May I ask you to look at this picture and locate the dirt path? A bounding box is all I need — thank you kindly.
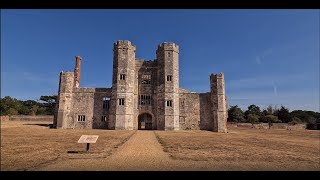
[39,131,174,171]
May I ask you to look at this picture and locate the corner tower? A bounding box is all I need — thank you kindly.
[55,71,74,128]
[210,73,227,132]
[156,42,180,130]
[109,40,136,130]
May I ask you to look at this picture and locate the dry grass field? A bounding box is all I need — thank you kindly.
[1,121,135,171]
[155,127,320,170]
[1,121,319,171]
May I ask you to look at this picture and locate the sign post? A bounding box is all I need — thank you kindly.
[86,143,90,152]
[78,135,99,153]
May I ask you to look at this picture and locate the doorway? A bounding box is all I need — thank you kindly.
[138,113,152,130]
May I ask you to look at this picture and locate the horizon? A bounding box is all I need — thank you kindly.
[1,9,319,112]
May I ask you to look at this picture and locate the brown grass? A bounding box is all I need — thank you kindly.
[1,121,135,171]
[154,127,320,170]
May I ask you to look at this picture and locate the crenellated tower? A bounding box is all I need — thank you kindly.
[109,40,136,130]
[156,42,180,130]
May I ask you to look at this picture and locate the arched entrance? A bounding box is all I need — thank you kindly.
[138,113,152,130]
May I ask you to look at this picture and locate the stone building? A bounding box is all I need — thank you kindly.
[54,40,227,132]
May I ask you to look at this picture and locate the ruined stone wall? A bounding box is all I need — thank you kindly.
[178,92,213,130]
[199,93,213,130]
[179,93,200,130]
[227,122,307,130]
[8,115,53,121]
[71,88,111,129]
[0,116,10,121]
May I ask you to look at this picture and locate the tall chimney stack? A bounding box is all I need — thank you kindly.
[74,55,81,88]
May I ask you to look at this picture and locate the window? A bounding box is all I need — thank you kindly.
[139,95,151,105]
[166,100,172,107]
[141,74,151,84]
[180,99,185,109]
[103,97,110,109]
[119,98,125,105]
[77,115,86,122]
[167,75,172,81]
[101,116,107,122]
[120,74,125,80]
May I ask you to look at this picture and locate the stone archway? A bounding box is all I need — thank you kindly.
[138,113,152,130]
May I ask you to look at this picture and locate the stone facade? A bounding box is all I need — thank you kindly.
[54,40,227,132]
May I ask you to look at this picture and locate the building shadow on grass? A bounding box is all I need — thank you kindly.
[23,123,54,128]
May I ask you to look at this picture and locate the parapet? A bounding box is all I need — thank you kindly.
[156,42,179,53]
[210,73,224,84]
[114,40,136,50]
[60,71,74,76]
[210,73,224,79]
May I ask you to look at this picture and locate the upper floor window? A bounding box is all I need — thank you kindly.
[78,115,86,122]
[119,98,125,106]
[167,75,172,81]
[103,97,110,109]
[141,74,151,84]
[139,95,151,105]
[166,100,172,107]
[120,74,125,80]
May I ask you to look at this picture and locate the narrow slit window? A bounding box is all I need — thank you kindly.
[120,74,126,80]
[77,115,86,122]
[167,75,172,81]
[119,98,125,105]
[166,100,172,107]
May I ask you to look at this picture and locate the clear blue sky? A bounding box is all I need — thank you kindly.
[1,10,319,112]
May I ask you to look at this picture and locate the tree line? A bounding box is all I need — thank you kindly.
[228,104,320,129]
[0,96,57,116]
[1,96,319,129]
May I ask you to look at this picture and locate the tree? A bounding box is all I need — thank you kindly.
[7,108,18,115]
[265,115,279,129]
[245,104,262,121]
[228,105,245,122]
[288,117,302,125]
[247,114,259,126]
[40,95,57,104]
[260,105,278,123]
[30,105,39,116]
[0,96,20,115]
[275,105,291,123]
[290,110,320,123]
[39,95,57,115]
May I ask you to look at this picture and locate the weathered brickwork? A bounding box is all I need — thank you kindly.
[54,40,227,132]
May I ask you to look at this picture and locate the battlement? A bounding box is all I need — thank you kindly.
[135,59,156,68]
[157,42,179,53]
[114,40,136,50]
[210,73,224,79]
[60,71,74,76]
